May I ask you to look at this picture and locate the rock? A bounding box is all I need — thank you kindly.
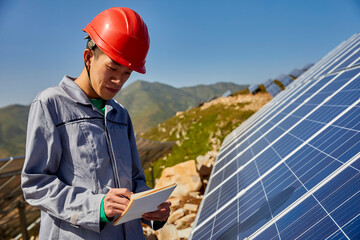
[174,213,197,229]
[184,203,198,213]
[177,227,193,239]
[143,226,157,240]
[176,111,184,116]
[157,223,179,240]
[188,192,200,198]
[197,164,212,179]
[196,195,203,200]
[196,155,209,168]
[155,160,202,198]
[169,197,181,209]
[196,151,217,182]
[168,208,185,223]
[196,151,217,171]
[207,150,218,162]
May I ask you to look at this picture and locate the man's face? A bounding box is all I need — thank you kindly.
[89,51,133,100]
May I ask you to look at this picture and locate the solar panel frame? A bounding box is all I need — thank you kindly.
[190,33,360,240]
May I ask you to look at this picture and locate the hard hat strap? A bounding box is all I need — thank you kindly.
[84,61,98,97]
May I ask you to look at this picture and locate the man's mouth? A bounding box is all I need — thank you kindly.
[106,87,119,94]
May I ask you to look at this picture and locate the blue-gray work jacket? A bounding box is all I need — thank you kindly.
[21,76,153,239]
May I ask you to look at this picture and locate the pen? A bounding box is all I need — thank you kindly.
[105,185,131,201]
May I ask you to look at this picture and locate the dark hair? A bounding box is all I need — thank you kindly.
[86,36,103,58]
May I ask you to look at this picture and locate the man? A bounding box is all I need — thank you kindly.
[21,7,171,239]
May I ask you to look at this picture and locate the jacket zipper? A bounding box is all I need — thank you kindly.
[104,119,121,188]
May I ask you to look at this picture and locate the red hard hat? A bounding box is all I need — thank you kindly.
[83,7,150,74]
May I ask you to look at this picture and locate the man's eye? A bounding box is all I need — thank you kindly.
[108,66,116,71]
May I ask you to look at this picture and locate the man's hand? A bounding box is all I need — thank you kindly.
[103,188,131,218]
[142,201,172,221]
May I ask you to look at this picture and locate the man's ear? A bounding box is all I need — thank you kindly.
[84,49,94,68]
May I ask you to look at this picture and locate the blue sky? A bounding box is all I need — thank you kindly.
[1,0,360,108]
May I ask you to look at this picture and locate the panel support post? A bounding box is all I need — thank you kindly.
[18,200,29,240]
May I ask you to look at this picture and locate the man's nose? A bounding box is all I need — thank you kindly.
[112,75,127,85]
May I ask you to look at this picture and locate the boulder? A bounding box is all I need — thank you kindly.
[143,226,157,240]
[197,164,212,179]
[156,223,179,240]
[196,154,208,167]
[169,197,181,210]
[188,192,200,198]
[184,203,198,213]
[168,208,185,223]
[174,213,197,229]
[177,227,193,239]
[155,160,202,198]
[196,151,217,181]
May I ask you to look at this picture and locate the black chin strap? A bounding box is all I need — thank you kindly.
[85,61,98,97]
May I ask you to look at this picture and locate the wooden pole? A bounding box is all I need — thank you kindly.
[17,200,29,240]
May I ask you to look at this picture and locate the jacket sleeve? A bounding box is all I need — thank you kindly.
[21,99,104,233]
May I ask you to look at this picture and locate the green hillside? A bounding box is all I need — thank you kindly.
[0,105,29,158]
[139,92,272,187]
[115,80,248,132]
[114,80,196,133]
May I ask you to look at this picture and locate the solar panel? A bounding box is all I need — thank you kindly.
[302,63,314,71]
[266,83,282,97]
[276,74,293,87]
[263,79,274,88]
[190,33,360,240]
[289,68,304,78]
[222,90,232,97]
[329,42,360,73]
[248,84,259,94]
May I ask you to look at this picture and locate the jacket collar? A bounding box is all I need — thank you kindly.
[59,75,118,115]
[60,76,92,105]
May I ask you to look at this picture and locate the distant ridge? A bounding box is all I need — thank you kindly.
[181,82,246,102]
[115,80,248,132]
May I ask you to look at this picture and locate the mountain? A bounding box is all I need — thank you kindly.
[181,82,246,102]
[115,80,248,132]
[0,81,248,158]
[0,105,29,158]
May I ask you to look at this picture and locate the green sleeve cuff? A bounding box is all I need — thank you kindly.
[100,195,113,222]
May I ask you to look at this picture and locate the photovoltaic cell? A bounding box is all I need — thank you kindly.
[190,33,360,240]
